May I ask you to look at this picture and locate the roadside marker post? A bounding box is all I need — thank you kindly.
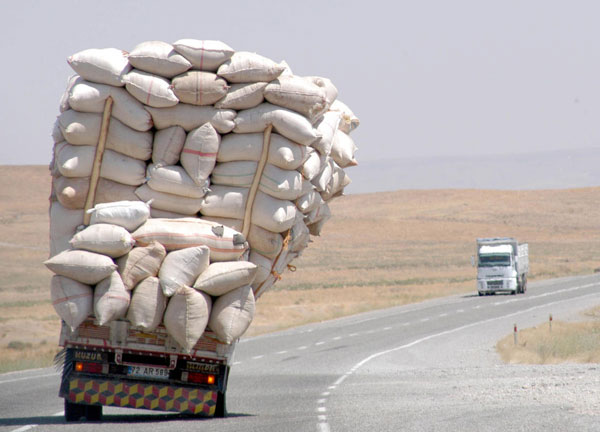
[549,314,553,332]
[513,323,518,345]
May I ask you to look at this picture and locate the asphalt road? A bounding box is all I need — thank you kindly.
[1,273,600,432]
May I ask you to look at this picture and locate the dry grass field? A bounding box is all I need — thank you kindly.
[497,306,600,364]
[2,165,600,372]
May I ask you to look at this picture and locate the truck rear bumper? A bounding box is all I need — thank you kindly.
[60,376,218,416]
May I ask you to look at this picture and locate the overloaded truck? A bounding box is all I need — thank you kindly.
[48,39,360,422]
[474,237,529,296]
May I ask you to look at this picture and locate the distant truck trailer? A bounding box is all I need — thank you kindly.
[474,237,529,296]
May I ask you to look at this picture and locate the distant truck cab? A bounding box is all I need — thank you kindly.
[475,237,529,296]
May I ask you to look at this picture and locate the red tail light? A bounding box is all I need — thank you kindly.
[186,372,216,385]
[75,361,105,374]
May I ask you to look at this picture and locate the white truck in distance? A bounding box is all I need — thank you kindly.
[475,237,529,296]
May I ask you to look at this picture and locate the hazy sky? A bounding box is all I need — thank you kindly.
[2,0,600,166]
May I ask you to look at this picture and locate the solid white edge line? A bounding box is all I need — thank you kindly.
[316,285,600,432]
[0,372,59,386]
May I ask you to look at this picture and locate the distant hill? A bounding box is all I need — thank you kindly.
[345,147,600,194]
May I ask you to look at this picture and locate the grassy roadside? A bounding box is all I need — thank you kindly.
[497,307,600,364]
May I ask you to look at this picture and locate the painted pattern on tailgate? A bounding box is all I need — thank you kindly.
[67,378,217,415]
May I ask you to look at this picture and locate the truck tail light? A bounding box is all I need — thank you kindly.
[75,361,105,374]
[185,371,216,385]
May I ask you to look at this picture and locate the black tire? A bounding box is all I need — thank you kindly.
[478,292,483,296]
[64,399,86,422]
[214,392,227,418]
[85,404,102,421]
[64,400,102,422]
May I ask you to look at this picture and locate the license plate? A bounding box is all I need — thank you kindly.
[127,365,169,380]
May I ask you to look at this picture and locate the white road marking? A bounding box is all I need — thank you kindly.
[298,346,308,350]
[252,355,264,360]
[439,313,448,317]
[0,372,59,385]
[315,281,600,432]
[315,342,325,346]
[276,350,288,355]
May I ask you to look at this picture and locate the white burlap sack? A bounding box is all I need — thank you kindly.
[159,246,211,297]
[150,208,190,219]
[49,201,84,257]
[126,276,167,331]
[56,144,147,186]
[210,161,255,188]
[300,147,322,181]
[311,157,334,192]
[172,71,229,105]
[117,242,166,290]
[70,223,135,258]
[124,69,179,108]
[321,162,351,201]
[208,285,255,344]
[67,77,153,132]
[288,212,310,253]
[330,130,358,168]
[172,39,234,72]
[152,126,186,165]
[249,250,273,290]
[214,82,266,110]
[146,104,236,133]
[181,123,220,185]
[306,202,331,236]
[217,51,285,83]
[198,185,246,220]
[234,103,321,146]
[132,217,248,260]
[128,40,192,78]
[67,48,131,87]
[94,271,130,326]
[163,286,212,352]
[264,75,328,120]
[52,119,65,143]
[58,110,153,160]
[201,216,284,259]
[211,162,304,201]
[53,176,138,210]
[88,200,151,232]
[218,132,308,170]
[59,74,77,113]
[296,187,323,214]
[194,261,257,296]
[134,184,203,215]
[305,76,338,108]
[147,163,208,198]
[45,250,117,285]
[330,99,360,134]
[51,275,93,331]
[312,111,342,156]
[200,186,297,233]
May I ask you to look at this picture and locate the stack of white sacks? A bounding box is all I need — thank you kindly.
[46,40,359,352]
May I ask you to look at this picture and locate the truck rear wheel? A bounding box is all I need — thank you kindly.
[214,392,227,418]
[64,400,102,422]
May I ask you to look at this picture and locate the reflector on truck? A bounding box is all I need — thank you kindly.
[64,378,217,415]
